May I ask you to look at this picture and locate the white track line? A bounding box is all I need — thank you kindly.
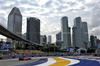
[35,58,56,66]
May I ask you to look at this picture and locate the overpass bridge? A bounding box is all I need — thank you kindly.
[0,24,42,49]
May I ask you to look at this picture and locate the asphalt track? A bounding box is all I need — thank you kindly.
[0,57,100,66]
[0,57,47,66]
[65,57,100,66]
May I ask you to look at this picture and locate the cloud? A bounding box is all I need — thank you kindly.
[89,26,100,39]
[0,0,100,42]
[87,0,100,39]
[0,15,7,28]
[37,0,50,6]
[90,2,100,28]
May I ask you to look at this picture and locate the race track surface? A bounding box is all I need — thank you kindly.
[0,56,100,66]
[0,57,45,66]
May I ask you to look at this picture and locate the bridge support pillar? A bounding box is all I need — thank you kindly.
[29,44,31,50]
[11,40,16,50]
[19,41,22,48]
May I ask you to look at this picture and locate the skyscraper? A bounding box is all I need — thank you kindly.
[43,35,47,45]
[48,35,52,44]
[90,35,97,48]
[40,35,47,46]
[72,17,84,48]
[61,16,71,50]
[26,17,40,44]
[82,22,89,48]
[56,32,61,41]
[22,33,26,39]
[90,35,95,48]
[8,7,22,36]
[56,32,63,49]
[68,27,71,47]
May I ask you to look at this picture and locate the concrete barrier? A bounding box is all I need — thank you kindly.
[0,57,2,59]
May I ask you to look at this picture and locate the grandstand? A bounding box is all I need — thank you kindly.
[0,53,5,57]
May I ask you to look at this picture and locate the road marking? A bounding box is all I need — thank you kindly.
[49,57,70,66]
[60,57,80,66]
[35,58,56,66]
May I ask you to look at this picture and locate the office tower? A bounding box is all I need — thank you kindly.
[88,41,91,47]
[56,32,61,41]
[90,35,97,48]
[40,35,47,46]
[22,33,26,39]
[7,7,22,49]
[97,39,100,48]
[43,35,47,46]
[8,7,22,36]
[90,35,95,48]
[61,16,71,50]
[82,22,89,48]
[94,36,97,47]
[72,17,84,48]
[48,35,52,44]
[68,27,71,47]
[56,32,63,49]
[26,17,40,44]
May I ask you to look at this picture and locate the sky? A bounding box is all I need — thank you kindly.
[0,0,100,42]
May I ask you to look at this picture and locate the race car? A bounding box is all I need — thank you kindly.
[19,57,31,60]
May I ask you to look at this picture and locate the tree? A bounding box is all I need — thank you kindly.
[81,50,86,53]
[74,47,79,52]
[42,47,49,52]
[41,43,59,52]
[87,48,95,53]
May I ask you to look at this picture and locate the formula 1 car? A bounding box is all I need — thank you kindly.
[19,57,31,60]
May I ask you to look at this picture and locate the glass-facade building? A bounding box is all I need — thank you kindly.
[73,17,84,48]
[61,16,71,49]
[40,35,47,46]
[48,35,52,44]
[82,22,89,48]
[8,7,22,37]
[26,17,40,44]
[56,32,61,41]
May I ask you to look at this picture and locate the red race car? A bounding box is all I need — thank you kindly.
[19,57,31,60]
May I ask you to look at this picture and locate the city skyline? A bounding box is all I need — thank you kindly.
[0,0,100,42]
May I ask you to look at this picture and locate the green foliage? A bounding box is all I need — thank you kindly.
[87,48,95,53]
[41,44,59,52]
[42,47,49,52]
[0,44,2,48]
[74,47,79,52]
[81,50,86,53]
